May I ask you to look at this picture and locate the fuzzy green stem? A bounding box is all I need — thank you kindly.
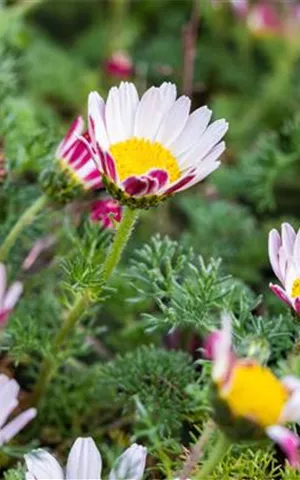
[197,431,230,479]
[102,207,139,281]
[0,195,47,262]
[31,207,139,406]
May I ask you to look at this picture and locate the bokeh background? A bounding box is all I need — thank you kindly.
[1,0,300,477]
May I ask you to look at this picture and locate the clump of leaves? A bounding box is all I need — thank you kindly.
[96,345,198,438]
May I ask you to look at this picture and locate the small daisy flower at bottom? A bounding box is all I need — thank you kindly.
[204,314,300,467]
[90,198,122,229]
[88,82,228,209]
[25,437,147,480]
[40,117,102,205]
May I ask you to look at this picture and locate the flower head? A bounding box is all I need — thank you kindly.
[90,198,122,229]
[268,223,300,314]
[88,82,228,208]
[0,374,36,447]
[105,51,134,79]
[40,117,102,204]
[204,314,300,466]
[247,2,282,37]
[0,263,23,327]
[25,437,147,480]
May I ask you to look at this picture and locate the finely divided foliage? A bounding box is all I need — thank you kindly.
[2,2,300,479]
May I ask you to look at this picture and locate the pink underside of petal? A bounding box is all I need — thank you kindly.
[104,152,117,182]
[84,170,103,189]
[59,117,83,156]
[164,173,196,194]
[123,176,149,196]
[203,331,221,360]
[280,433,300,467]
[147,169,169,189]
[0,310,9,326]
[294,297,300,314]
[269,283,292,307]
[144,175,159,195]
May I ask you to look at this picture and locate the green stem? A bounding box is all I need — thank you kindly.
[0,195,47,262]
[102,207,139,281]
[31,207,139,406]
[197,431,230,479]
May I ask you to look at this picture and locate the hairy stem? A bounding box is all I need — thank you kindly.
[0,195,47,262]
[197,431,230,479]
[179,421,215,480]
[31,207,139,405]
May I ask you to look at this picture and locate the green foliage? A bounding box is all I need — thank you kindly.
[3,464,25,480]
[129,235,257,333]
[96,345,198,438]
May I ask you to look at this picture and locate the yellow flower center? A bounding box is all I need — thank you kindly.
[292,278,300,298]
[109,138,181,183]
[221,363,288,428]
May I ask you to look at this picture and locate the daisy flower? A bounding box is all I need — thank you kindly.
[55,117,102,191]
[0,263,23,327]
[0,374,36,447]
[90,198,122,229]
[25,437,147,480]
[88,82,228,208]
[105,51,134,79]
[41,117,102,204]
[204,314,300,466]
[268,223,300,313]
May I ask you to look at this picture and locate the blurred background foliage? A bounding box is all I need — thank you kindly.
[2,0,300,478]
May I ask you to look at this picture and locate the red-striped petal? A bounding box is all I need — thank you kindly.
[123,176,149,196]
[147,169,169,190]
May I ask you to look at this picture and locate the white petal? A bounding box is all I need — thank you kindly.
[282,375,300,392]
[0,408,36,445]
[281,389,300,423]
[134,83,176,140]
[66,437,102,480]
[155,96,191,147]
[178,119,228,169]
[116,82,139,140]
[105,87,127,144]
[268,229,283,283]
[88,92,110,151]
[109,444,147,480]
[0,377,20,428]
[169,106,212,157]
[213,312,233,384]
[3,282,23,310]
[0,264,7,309]
[25,449,64,480]
[282,223,296,258]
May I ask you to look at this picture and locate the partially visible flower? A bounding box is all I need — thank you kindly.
[247,2,282,37]
[25,437,147,479]
[0,374,36,446]
[268,223,300,314]
[105,51,134,79]
[90,198,122,229]
[204,314,300,466]
[0,263,23,326]
[22,236,56,271]
[88,82,228,209]
[40,117,102,204]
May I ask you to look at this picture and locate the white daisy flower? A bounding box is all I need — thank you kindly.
[88,82,228,208]
[25,437,147,480]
